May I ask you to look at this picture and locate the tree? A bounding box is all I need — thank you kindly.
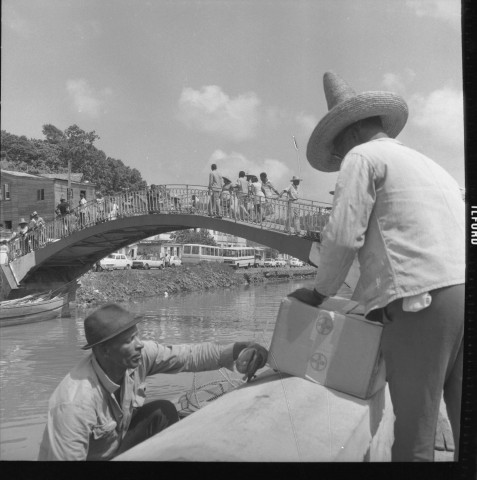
[1,126,147,193]
[42,124,66,144]
[169,229,217,245]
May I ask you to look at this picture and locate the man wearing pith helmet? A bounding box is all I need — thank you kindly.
[38,303,268,460]
[289,72,464,461]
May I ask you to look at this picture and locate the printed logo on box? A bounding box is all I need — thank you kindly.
[315,311,334,335]
[309,352,328,371]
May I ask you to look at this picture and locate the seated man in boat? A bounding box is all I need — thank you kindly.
[38,303,268,461]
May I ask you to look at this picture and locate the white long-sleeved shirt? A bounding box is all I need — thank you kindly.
[314,138,465,315]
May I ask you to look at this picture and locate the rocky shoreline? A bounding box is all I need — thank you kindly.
[76,263,317,307]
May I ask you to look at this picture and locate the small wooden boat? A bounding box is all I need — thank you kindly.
[115,369,394,462]
[0,292,67,327]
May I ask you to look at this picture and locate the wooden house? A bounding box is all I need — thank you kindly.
[0,169,96,231]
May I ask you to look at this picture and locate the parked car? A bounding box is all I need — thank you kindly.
[289,258,304,267]
[168,255,182,267]
[99,253,131,270]
[275,259,287,268]
[253,258,265,268]
[132,256,164,270]
[264,258,277,268]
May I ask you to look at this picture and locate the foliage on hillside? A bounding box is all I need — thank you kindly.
[169,229,217,245]
[1,124,147,194]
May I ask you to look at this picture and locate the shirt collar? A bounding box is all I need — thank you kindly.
[91,354,121,394]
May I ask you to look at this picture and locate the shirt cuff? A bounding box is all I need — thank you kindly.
[313,289,328,305]
[219,343,236,370]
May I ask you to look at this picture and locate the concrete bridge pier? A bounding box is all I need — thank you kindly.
[2,265,88,312]
[61,280,80,317]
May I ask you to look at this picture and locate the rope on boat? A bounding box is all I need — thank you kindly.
[171,295,308,460]
[176,311,278,418]
[177,368,245,417]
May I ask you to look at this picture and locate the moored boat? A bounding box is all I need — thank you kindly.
[0,292,67,327]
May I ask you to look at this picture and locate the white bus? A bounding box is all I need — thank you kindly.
[222,246,255,269]
[181,244,224,264]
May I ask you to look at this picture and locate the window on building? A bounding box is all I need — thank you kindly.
[37,189,45,200]
[5,220,12,229]
[3,184,10,200]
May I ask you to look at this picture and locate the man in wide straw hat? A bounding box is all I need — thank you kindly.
[289,72,464,461]
[38,303,268,460]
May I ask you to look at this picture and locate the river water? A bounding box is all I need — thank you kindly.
[0,278,352,460]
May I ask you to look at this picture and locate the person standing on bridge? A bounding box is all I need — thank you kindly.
[208,163,223,218]
[10,217,30,256]
[249,175,265,223]
[109,196,120,220]
[220,177,232,218]
[28,212,39,250]
[38,303,268,460]
[55,198,70,237]
[30,211,46,248]
[280,176,302,235]
[78,193,87,228]
[234,171,250,221]
[288,71,465,462]
[95,191,105,224]
[260,172,280,222]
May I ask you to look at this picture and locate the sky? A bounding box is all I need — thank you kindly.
[2,0,465,204]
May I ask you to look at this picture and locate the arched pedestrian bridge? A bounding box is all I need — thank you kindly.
[2,185,358,299]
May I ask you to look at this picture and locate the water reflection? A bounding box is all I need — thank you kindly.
[0,278,351,460]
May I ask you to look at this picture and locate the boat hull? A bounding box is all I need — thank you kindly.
[115,369,393,462]
[0,296,66,327]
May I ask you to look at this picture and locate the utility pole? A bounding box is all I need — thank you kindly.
[67,159,72,202]
[292,136,301,179]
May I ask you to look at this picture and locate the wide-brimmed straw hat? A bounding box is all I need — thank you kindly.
[82,304,144,350]
[290,176,303,182]
[19,218,28,225]
[307,71,408,172]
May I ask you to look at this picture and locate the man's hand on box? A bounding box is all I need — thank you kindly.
[288,288,327,307]
[234,343,268,383]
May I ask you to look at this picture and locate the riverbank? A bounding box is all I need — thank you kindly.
[76,263,317,307]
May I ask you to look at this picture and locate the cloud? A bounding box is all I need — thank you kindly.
[177,85,261,141]
[381,69,416,93]
[406,0,460,28]
[3,4,32,37]
[206,150,292,187]
[295,112,318,135]
[66,79,112,118]
[409,87,464,147]
[264,106,287,129]
[73,20,102,42]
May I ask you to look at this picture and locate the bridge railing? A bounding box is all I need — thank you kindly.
[4,185,332,262]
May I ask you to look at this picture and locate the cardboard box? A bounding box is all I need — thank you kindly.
[268,297,386,399]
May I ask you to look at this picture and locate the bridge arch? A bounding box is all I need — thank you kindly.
[6,213,317,290]
[2,185,358,300]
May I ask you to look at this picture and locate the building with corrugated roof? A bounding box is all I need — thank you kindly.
[0,169,96,231]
